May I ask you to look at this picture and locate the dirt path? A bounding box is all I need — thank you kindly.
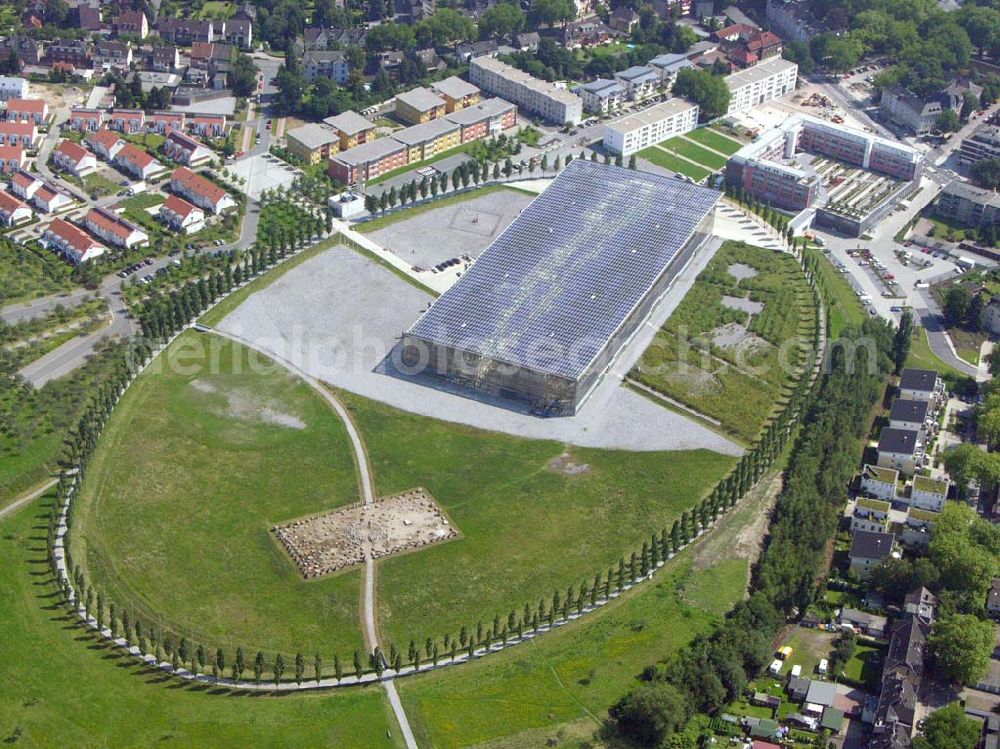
[0,478,58,521]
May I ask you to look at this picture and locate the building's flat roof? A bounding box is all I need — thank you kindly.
[856,497,890,512]
[432,75,479,100]
[323,110,375,136]
[332,136,406,166]
[396,86,446,113]
[405,160,720,381]
[444,97,515,125]
[286,123,339,149]
[899,367,938,392]
[862,464,898,484]
[912,475,948,494]
[604,96,699,135]
[615,65,658,84]
[889,399,929,424]
[724,56,797,91]
[392,117,460,145]
[579,78,623,96]
[878,427,919,455]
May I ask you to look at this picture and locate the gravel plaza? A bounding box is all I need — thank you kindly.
[364,188,535,270]
[224,154,301,199]
[216,244,742,454]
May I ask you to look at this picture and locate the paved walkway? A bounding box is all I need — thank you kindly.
[0,478,57,521]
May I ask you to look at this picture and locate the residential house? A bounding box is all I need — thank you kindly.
[988,578,1000,618]
[787,676,810,702]
[150,45,180,73]
[395,86,447,124]
[302,26,365,50]
[94,40,133,71]
[648,52,695,86]
[86,129,125,160]
[839,608,888,638]
[43,218,105,263]
[909,476,949,513]
[114,10,148,39]
[900,507,938,548]
[724,57,798,115]
[163,131,214,166]
[578,78,626,114]
[45,39,91,68]
[455,39,499,62]
[158,194,205,234]
[170,167,235,214]
[68,107,104,132]
[431,76,481,113]
[83,206,148,248]
[188,115,226,138]
[0,76,29,100]
[860,464,898,501]
[285,124,340,164]
[444,98,517,142]
[898,368,941,402]
[609,7,641,33]
[224,18,252,48]
[0,121,36,148]
[302,50,350,84]
[556,18,617,48]
[603,97,699,156]
[114,143,162,180]
[804,680,837,708]
[902,587,937,625]
[8,169,40,200]
[513,32,540,51]
[876,428,921,476]
[77,4,102,32]
[870,613,930,746]
[157,19,216,45]
[146,111,185,134]
[888,399,930,435]
[0,189,31,226]
[470,56,583,125]
[848,530,896,579]
[52,140,97,177]
[715,24,783,68]
[0,39,43,68]
[323,110,377,150]
[108,108,145,133]
[415,48,445,74]
[0,144,25,173]
[851,498,890,535]
[33,183,74,214]
[5,98,47,125]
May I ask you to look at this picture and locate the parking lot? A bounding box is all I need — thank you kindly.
[224,153,301,199]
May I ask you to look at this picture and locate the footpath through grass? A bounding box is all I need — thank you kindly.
[637,145,712,181]
[686,127,743,155]
[70,332,367,658]
[337,391,734,652]
[0,497,402,749]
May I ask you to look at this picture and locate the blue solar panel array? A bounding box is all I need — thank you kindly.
[406,160,721,380]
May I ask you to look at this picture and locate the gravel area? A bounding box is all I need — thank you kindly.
[365,188,535,270]
[217,244,742,455]
[721,295,764,314]
[728,262,758,281]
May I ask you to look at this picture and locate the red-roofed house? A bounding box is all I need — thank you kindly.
[170,167,235,214]
[69,107,104,132]
[9,169,41,200]
[5,98,48,124]
[31,183,73,213]
[0,145,25,173]
[43,218,106,263]
[0,121,37,148]
[113,10,148,39]
[146,111,185,135]
[159,194,205,233]
[52,140,98,177]
[113,143,163,179]
[715,25,783,68]
[108,108,145,133]
[0,189,32,226]
[83,207,148,248]
[163,130,213,166]
[188,115,226,138]
[85,129,125,161]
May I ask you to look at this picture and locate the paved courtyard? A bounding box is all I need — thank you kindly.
[225,154,301,199]
[364,188,535,270]
[216,244,742,454]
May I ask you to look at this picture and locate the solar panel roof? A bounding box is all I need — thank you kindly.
[405,160,720,380]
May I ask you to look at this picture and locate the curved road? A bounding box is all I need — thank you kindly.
[915,290,980,378]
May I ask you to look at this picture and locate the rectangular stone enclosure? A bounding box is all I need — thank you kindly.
[273,488,458,579]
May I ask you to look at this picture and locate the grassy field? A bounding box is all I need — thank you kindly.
[636,146,712,182]
[70,333,367,659]
[686,128,743,155]
[83,171,120,198]
[0,497,403,749]
[807,247,866,339]
[632,241,816,442]
[199,238,340,326]
[664,137,729,170]
[337,391,734,651]
[842,642,883,689]
[0,240,75,306]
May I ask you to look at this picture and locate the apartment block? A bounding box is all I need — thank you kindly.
[392,118,460,162]
[444,98,517,142]
[470,56,582,126]
[395,86,447,125]
[602,97,699,157]
[724,57,797,115]
[329,137,408,185]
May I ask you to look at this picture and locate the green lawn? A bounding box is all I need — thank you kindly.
[842,643,883,689]
[83,171,120,198]
[686,128,743,156]
[679,558,748,615]
[70,332,367,659]
[194,0,235,18]
[663,137,729,170]
[807,247,866,339]
[338,391,734,650]
[637,146,712,182]
[0,498,403,749]
[632,241,816,442]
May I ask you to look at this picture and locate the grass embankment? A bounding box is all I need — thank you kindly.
[633,241,816,442]
[355,184,516,233]
[70,333,366,657]
[337,391,734,650]
[0,496,401,748]
[806,247,866,339]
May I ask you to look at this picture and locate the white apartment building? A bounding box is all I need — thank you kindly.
[603,97,699,156]
[578,78,625,114]
[725,57,798,116]
[0,76,29,100]
[469,56,582,126]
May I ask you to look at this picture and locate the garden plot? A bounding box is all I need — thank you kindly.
[273,488,458,578]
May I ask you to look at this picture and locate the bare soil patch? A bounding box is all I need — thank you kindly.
[190,378,306,429]
[721,295,764,315]
[273,488,458,579]
[710,322,769,353]
[546,451,591,476]
[728,262,759,281]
